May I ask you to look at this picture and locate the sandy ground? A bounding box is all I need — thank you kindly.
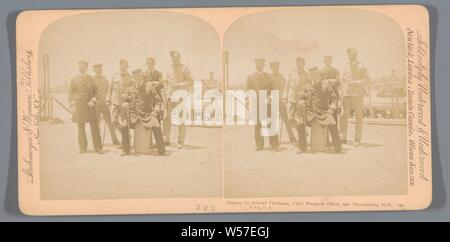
[40,122,223,200]
[224,124,408,198]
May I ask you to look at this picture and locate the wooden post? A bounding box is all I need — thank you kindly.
[367,85,374,119]
[222,51,229,123]
[223,51,229,90]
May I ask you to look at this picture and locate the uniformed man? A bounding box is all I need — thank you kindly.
[307,67,342,153]
[93,64,120,146]
[320,55,343,150]
[164,51,193,149]
[284,57,310,153]
[340,48,370,147]
[143,58,166,119]
[203,72,221,91]
[69,60,103,154]
[110,59,135,156]
[247,58,280,152]
[269,61,296,143]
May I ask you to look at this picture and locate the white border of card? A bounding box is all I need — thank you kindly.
[17,5,431,215]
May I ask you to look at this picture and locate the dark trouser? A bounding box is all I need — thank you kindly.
[254,123,279,150]
[97,104,119,143]
[77,120,102,152]
[328,113,342,152]
[151,126,166,154]
[340,96,364,142]
[297,124,307,152]
[329,124,342,153]
[121,126,130,154]
[280,102,296,141]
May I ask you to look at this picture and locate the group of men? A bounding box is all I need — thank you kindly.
[68,48,369,156]
[68,50,192,156]
[247,48,370,154]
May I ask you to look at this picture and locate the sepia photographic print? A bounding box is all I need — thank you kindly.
[17,5,432,215]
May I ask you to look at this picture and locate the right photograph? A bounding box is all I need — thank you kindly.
[223,7,408,198]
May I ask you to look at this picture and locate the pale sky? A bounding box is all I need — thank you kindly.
[224,7,406,85]
[39,11,221,87]
[39,8,406,88]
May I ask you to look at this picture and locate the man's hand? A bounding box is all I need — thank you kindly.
[121,121,128,128]
[145,82,155,94]
[330,103,337,112]
[121,102,130,109]
[69,101,75,112]
[298,100,306,107]
[87,99,96,108]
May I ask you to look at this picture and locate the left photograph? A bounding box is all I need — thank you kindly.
[37,10,223,200]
